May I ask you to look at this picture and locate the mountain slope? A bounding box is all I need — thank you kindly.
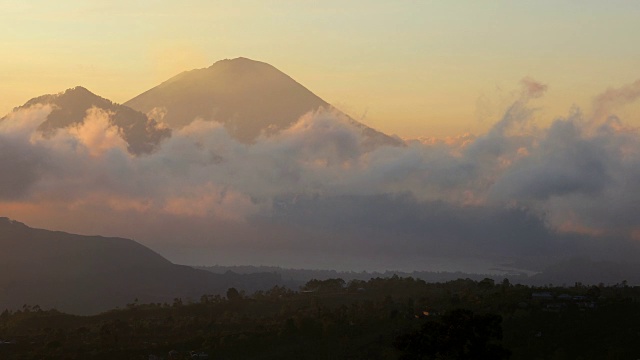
[0,218,228,314]
[9,86,171,155]
[125,57,402,147]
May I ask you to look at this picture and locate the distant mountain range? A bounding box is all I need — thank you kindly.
[3,57,402,154]
[200,259,640,289]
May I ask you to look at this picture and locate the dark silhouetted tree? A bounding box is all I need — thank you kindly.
[395,309,511,359]
[226,287,241,301]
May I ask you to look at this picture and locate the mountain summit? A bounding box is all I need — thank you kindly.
[126,57,401,146]
[9,86,171,155]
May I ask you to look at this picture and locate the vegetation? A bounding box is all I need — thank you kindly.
[1,276,639,359]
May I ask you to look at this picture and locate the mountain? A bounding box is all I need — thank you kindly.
[0,217,235,314]
[125,57,402,147]
[8,86,171,155]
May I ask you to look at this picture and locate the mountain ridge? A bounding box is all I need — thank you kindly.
[4,58,402,151]
[125,57,403,147]
[7,86,171,155]
[0,217,227,314]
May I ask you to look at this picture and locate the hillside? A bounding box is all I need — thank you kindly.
[0,218,229,314]
[8,86,170,155]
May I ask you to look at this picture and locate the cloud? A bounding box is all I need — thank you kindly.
[490,115,610,201]
[0,105,52,200]
[162,182,257,221]
[67,107,129,157]
[2,78,640,270]
[520,77,548,99]
[592,79,640,121]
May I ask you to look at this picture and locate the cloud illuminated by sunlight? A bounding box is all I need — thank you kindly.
[2,78,640,268]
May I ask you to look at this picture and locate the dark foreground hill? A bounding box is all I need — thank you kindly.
[0,218,239,315]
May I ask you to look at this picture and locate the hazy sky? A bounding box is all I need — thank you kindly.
[2,1,639,138]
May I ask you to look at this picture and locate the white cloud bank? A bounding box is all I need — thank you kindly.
[2,79,640,270]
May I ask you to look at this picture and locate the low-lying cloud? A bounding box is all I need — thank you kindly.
[2,79,640,271]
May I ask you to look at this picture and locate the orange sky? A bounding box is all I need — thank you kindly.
[1,1,639,138]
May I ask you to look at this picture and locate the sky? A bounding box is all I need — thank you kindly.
[2,1,640,273]
[2,1,639,138]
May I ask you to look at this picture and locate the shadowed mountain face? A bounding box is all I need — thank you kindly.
[126,57,402,147]
[10,86,171,155]
[0,218,231,315]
